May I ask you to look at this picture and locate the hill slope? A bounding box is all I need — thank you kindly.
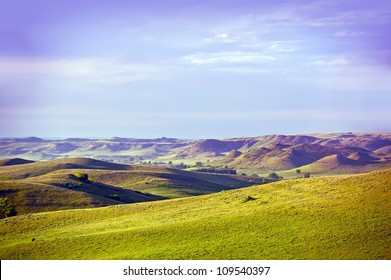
[1,169,390,260]
[0,158,263,214]
[0,157,132,180]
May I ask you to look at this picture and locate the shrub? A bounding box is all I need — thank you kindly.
[0,197,17,219]
[74,173,89,182]
[268,172,279,179]
[243,196,256,203]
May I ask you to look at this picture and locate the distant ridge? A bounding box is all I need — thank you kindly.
[14,137,47,143]
[0,158,35,166]
[1,133,390,176]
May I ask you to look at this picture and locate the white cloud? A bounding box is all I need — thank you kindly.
[200,30,261,48]
[211,32,237,43]
[334,29,366,37]
[308,57,350,67]
[240,3,391,29]
[182,51,277,64]
[0,57,166,84]
[267,41,299,53]
[213,66,270,74]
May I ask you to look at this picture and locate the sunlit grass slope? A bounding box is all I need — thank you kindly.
[1,169,390,260]
[0,157,260,200]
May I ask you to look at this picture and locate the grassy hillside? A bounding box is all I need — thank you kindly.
[78,167,262,198]
[0,173,165,215]
[0,158,262,214]
[1,169,389,260]
[0,181,122,215]
[0,157,132,180]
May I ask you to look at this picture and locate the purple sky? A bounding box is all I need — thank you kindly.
[0,0,390,138]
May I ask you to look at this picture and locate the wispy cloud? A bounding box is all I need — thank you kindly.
[0,57,167,84]
[267,41,299,53]
[202,32,238,44]
[334,29,366,37]
[308,56,350,67]
[239,4,391,29]
[182,51,277,64]
[213,66,270,74]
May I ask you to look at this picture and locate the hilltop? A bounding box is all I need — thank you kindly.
[0,158,34,166]
[1,169,389,259]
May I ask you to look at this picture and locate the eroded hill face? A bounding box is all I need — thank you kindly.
[0,133,390,175]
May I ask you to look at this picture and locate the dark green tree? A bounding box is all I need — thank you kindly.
[268,172,279,179]
[74,173,89,182]
[0,197,17,219]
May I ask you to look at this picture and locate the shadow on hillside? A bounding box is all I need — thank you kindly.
[52,178,167,205]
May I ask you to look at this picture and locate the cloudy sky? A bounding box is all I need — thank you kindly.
[1,0,390,138]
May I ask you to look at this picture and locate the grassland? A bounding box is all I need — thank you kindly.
[0,158,262,214]
[1,169,390,260]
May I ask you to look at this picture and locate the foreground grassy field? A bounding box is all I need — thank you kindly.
[1,169,390,260]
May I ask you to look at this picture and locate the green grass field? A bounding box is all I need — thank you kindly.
[0,157,264,215]
[1,169,390,260]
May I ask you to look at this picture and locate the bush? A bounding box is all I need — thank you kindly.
[243,196,256,203]
[268,172,279,179]
[196,167,237,175]
[0,197,17,219]
[74,173,89,182]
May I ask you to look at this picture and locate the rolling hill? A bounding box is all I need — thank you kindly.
[0,157,263,214]
[1,169,390,260]
[1,133,390,177]
[208,134,391,175]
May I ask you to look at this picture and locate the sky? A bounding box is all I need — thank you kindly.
[0,0,390,138]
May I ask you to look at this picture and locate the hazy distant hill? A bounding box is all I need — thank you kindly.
[1,133,390,176]
[0,158,35,166]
